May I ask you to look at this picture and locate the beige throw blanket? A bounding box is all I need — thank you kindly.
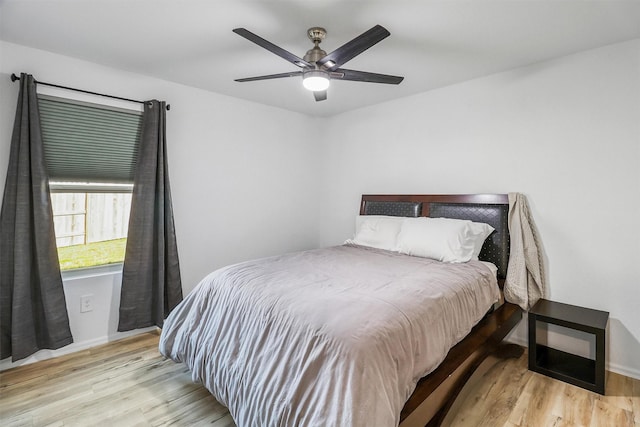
[504,192,547,310]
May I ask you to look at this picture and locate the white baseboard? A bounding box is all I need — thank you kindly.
[606,362,640,380]
[0,326,157,372]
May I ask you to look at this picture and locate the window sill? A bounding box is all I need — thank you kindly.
[61,263,123,280]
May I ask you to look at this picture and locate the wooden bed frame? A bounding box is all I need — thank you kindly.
[359,194,523,427]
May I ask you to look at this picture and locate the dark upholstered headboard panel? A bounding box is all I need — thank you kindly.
[363,201,422,217]
[360,194,510,280]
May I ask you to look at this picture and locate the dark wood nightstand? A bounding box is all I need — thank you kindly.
[528,299,609,395]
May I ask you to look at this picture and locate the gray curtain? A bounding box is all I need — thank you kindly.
[118,100,182,331]
[0,73,73,361]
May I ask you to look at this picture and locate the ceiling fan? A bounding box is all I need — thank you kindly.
[233,25,404,102]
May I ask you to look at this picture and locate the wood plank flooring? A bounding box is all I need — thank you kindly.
[442,349,639,427]
[0,331,233,426]
[1,331,638,426]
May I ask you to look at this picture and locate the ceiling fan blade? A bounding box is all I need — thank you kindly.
[332,68,404,84]
[313,90,327,102]
[233,28,313,68]
[235,71,303,82]
[317,25,390,71]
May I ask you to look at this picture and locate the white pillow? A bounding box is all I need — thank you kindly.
[397,217,494,263]
[347,215,404,251]
[468,221,495,259]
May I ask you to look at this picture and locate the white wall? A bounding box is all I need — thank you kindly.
[317,39,640,378]
[0,41,321,369]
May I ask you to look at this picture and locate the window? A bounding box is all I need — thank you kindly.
[38,95,142,270]
[51,185,133,270]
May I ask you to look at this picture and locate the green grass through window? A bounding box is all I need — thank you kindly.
[58,238,127,271]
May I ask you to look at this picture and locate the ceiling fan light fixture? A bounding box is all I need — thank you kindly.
[303,70,330,91]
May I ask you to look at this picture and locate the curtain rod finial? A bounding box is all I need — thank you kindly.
[11,73,20,82]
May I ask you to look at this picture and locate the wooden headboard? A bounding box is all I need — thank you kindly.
[360,194,510,280]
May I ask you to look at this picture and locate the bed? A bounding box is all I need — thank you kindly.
[159,194,522,426]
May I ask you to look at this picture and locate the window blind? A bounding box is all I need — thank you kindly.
[38,95,143,184]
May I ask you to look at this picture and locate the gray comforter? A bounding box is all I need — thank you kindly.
[159,244,500,427]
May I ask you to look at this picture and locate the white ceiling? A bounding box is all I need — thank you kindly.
[1,0,639,117]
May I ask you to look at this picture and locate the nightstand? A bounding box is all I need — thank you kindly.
[528,299,609,395]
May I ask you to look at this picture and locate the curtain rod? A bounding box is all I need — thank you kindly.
[10,73,170,110]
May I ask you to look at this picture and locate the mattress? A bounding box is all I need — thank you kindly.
[159,244,500,427]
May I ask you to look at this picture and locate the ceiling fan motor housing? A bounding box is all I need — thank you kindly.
[304,27,328,64]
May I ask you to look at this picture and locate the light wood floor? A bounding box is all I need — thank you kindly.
[1,331,638,427]
[442,349,640,427]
